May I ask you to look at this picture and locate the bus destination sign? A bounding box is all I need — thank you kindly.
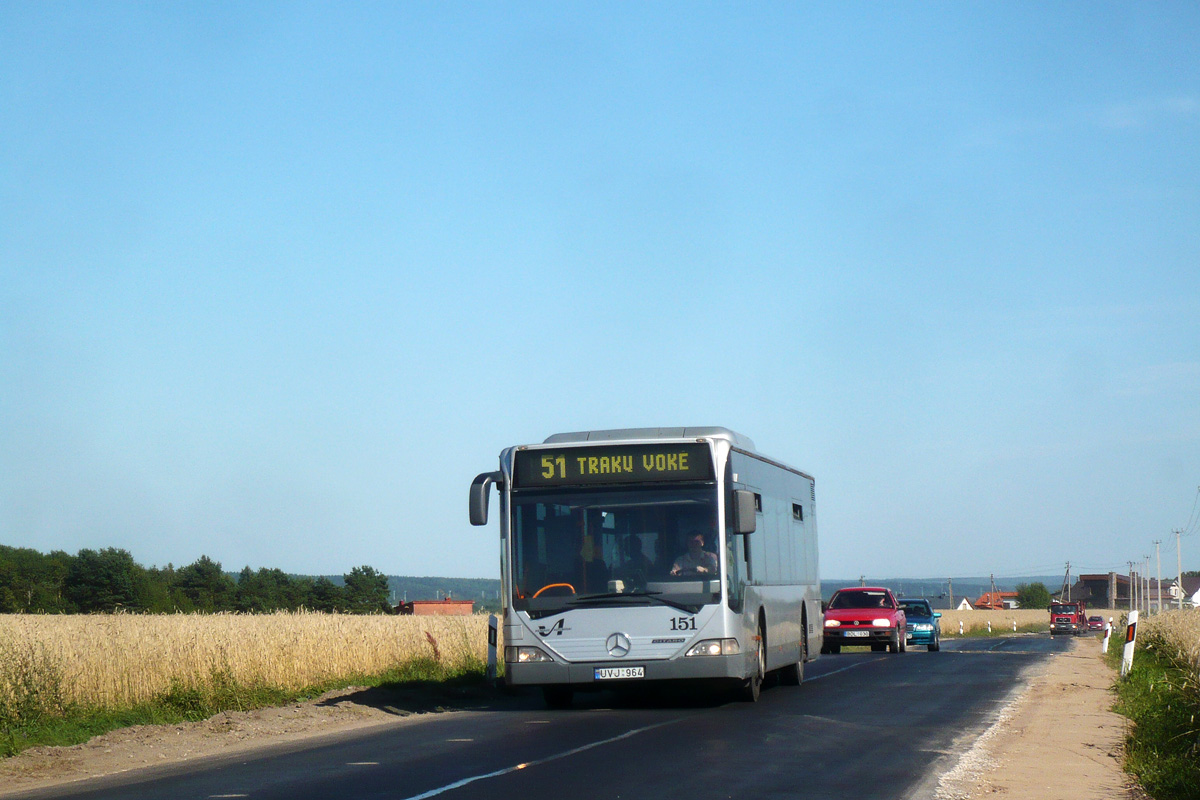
[514,443,714,488]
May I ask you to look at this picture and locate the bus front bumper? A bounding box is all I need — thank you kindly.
[506,653,747,686]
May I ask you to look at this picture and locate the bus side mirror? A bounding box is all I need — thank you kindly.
[469,471,503,526]
[732,490,757,534]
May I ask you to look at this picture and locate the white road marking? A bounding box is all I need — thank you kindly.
[347,761,379,766]
[806,657,885,681]
[396,719,681,800]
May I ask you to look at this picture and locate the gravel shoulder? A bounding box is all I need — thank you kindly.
[1,637,1144,798]
[937,636,1143,799]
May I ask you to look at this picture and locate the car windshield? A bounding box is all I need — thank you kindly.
[829,590,891,609]
[509,485,721,618]
[899,601,932,616]
[1050,604,1078,614]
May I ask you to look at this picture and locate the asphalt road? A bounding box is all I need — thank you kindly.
[13,636,1074,800]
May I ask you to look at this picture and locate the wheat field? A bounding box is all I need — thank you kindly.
[936,608,1051,634]
[1137,608,1200,680]
[0,612,492,712]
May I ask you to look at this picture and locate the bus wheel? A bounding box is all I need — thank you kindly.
[780,634,805,686]
[741,628,765,702]
[542,686,573,709]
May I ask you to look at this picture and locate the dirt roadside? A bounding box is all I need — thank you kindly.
[1,638,1141,798]
[937,636,1143,799]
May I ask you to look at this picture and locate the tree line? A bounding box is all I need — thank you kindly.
[0,544,391,614]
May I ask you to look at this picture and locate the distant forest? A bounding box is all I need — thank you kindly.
[0,544,497,615]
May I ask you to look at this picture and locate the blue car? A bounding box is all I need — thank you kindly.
[899,598,941,651]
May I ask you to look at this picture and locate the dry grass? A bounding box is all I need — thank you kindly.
[1139,608,1200,681]
[938,608,1051,635]
[0,612,492,711]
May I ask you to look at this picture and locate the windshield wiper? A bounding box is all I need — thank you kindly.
[566,591,700,614]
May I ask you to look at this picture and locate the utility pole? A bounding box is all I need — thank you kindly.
[1154,540,1162,614]
[1128,562,1135,611]
[948,578,954,609]
[859,575,865,587]
[1144,556,1151,615]
[990,573,997,608]
[1177,529,1185,611]
[1062,562,1071,601]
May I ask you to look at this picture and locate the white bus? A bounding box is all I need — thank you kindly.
[469,427,820,707]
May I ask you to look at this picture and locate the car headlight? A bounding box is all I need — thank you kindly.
[824,619,841,628]
[505,646,553,663]
[684,638,740,657]
[913,623,933,631]
[872,618,892,627]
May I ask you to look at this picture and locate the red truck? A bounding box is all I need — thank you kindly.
[1049,599,1088,636]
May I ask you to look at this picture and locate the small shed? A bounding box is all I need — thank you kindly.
[956,598,974,611]
[410,598,475,616]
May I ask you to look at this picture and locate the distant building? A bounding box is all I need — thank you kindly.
[1181,576,1200,608]
[974,591,1018,610]
[955,598,974,611]
[399,598,475,616]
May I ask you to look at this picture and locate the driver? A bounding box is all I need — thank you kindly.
[670,531,719,576]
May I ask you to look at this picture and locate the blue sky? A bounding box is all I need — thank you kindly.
[3,3,1198,582]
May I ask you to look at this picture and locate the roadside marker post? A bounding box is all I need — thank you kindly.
[987,620,992,634]
[487,614,498,683]
[1012,620,1016,632]
[1120,610,1138,678]
[1102,618,1112,654]
[958,620,963,635]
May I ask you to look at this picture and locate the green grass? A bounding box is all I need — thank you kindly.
[1105,630,1200,800]
[0,655,492,759]
[944,623,1050,637]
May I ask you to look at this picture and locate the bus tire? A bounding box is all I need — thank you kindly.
[741,624,765,702]
[542,686,573,709]
[779,632,805,686]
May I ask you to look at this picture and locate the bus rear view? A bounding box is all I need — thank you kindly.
[469,427,819,707]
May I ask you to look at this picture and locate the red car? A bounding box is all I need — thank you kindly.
[1087,615,1105,631]
[821,587,908,654]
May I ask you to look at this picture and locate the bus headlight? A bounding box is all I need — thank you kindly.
[872,618,892,628]
[684,639,740,657]
[824,619,841,627]
[505,646,553,663]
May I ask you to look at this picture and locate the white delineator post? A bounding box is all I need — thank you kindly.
[959,620,964,636]
[1120,610,1138,678]
[1102,617,1113,653]
[487,614,498,683]
[987,619,992,634]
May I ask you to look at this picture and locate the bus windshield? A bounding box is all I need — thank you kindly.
[510,485,721,617]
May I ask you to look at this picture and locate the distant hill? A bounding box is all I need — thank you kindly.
[303,574,1063,610]
[308,575,499,603]
[821,577,1065,607]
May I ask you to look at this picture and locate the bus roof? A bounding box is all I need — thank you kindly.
[543,427,757,452]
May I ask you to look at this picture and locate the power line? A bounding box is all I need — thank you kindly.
[1182,485,1200,537]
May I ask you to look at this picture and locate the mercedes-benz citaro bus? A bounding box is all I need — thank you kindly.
[469,427,820,707]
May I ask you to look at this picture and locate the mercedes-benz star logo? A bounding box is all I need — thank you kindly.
[606,632,631,658]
